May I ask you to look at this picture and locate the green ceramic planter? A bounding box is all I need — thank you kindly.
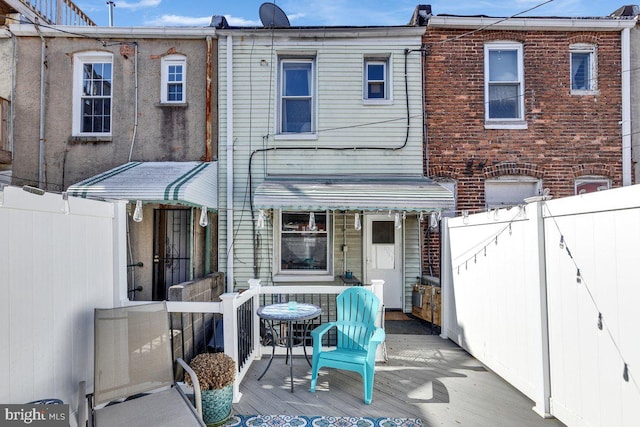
[201,384,233,426]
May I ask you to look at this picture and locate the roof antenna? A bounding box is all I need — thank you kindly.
[107,1,116,27]
[259,2,290,27]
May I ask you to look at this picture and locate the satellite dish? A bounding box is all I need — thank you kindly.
[259,2,290,27]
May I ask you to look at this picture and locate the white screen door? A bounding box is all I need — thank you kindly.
[365,214,403,310]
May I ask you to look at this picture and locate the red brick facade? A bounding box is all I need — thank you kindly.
[422,28,627,276]
[425,29,624,203]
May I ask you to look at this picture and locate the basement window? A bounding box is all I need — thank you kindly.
[485,176,541,209]
[575,177,609,194]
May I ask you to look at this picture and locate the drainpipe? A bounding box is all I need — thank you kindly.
[226,35,234,292]
[127,43,139,162]
[205,36,213,162]
[621,27,631,186]
[9,32,15,159]
[35,20,47,189]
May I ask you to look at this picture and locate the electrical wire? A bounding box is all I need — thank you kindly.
[542,201,640,394]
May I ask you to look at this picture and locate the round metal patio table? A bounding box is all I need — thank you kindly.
[257,302,321,393]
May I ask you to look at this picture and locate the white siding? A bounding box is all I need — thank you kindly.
[218,29,427,291]
[403,216,421,310]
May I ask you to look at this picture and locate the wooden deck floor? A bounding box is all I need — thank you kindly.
[231,334,565,426]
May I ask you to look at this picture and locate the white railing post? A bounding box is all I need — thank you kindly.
[248,279,262,359]
[369,280,386,362]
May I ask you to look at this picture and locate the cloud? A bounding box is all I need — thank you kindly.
[224,15,262,26]
[116,0,162,11]
[281,0,416,26]
[144,13,261,27]
[145,14,211,26]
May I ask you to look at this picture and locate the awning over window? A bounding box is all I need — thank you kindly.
[67,161,218,209]
[253,176,454,212]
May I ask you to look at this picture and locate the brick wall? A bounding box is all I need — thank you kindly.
[422,28,626,276]
[424,29,625,211]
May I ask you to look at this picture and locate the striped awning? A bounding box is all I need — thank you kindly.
[67,161,218,209]
[253,175,454,212]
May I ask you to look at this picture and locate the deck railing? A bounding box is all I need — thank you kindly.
[15,0,95,26]
[165,280,384,403]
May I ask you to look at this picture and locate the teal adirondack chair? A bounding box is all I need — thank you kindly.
[310,287,386,404]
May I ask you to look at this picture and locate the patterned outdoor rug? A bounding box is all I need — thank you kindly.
[221,415,424,427]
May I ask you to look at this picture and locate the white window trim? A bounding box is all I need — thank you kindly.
[72,51,113,137]
[272,210,334,282]
[570,43,598,95]
[277,57,317,136]
[363,55,393,105]
[484,42,526,129]
[575,176,610,194]
[161,54,187,104]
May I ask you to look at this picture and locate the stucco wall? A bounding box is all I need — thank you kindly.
[11,34,213,191]
[0,35,11,100]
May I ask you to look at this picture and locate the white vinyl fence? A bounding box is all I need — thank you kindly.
[442,184,640,426]
[0,186,126,426]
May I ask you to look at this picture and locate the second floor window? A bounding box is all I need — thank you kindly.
[161,55,186,103]
[484,43,524,123]
[73,51,113,136]
[364,58,389,101]
[279,58,314,134]
[570,44,597,94]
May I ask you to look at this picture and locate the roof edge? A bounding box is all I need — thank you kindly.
[428,15,637,31]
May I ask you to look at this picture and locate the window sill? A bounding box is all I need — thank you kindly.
[363,99,393,106]
[273,274,334,283]
[484,121,528,130]
[274,133,318,141]
[155,102,189,108]
[68,135,112,144]
[571,90,599,96]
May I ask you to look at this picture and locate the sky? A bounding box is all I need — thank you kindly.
[80,0,629,28]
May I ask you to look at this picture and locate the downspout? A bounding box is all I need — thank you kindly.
[621,27,632,186]
[127,43,138,162]
[205,36,213,162]
[226,35,234,292]
[204,36,214,277]
[9,32,15,159]
[35,20,47,189]
[421,43,429,176]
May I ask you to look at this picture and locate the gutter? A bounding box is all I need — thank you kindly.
[8,24,217,38]
[428,16,637,31]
